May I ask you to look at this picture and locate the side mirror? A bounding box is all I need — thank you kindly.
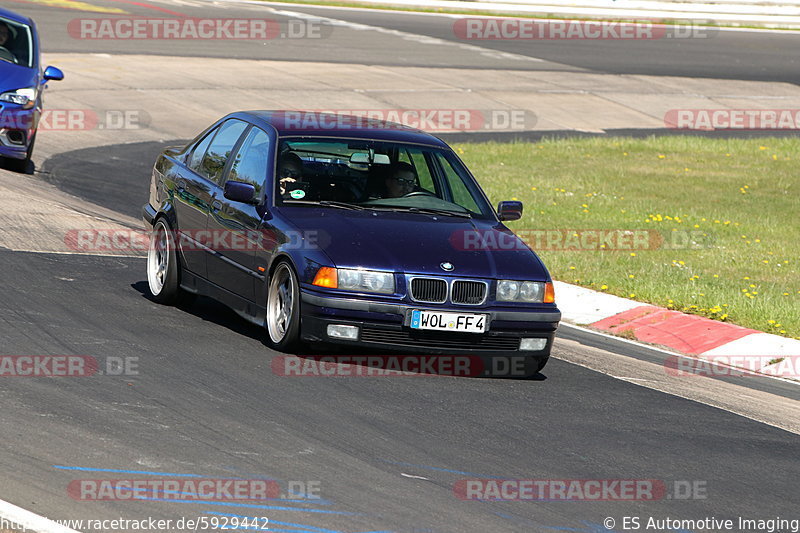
[224,181,257,204]
[43,66,64,81]
[497,201,523,221]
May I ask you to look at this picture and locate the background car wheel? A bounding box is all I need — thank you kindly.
[266,261,301,352]
[147,218,180,304]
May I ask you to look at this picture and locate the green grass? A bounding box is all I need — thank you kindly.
[454,137,800,339]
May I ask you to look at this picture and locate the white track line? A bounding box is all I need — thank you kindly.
[558,322,800,386]
[203,0,546,61]
[204,0,800,34]
[3,249,146,258]
[0,499,81,533]
[270,6,543,62]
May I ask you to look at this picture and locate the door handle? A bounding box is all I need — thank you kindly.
[211,200,223,211]
[177,179,186,191]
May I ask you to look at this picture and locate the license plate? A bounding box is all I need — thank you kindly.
[410,310,487,333]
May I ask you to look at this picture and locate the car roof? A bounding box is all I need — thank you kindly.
[237,111,450,148]
[0,6,33,26]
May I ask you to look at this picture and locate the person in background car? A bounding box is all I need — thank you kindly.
[0,20,18,63]
[0,21,15,63]
[384,162,417,198]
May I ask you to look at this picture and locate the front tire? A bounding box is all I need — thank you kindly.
[8,132,35,174]
[265,261,301,352]
[147,218,180,304]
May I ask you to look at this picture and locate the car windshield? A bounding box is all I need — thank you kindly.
[0,17,33,67]
[275,137,494,219]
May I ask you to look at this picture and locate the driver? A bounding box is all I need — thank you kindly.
[384,162,417,198]
[278,152,304,195]
[0,21,9,46]
[0,21,16,63]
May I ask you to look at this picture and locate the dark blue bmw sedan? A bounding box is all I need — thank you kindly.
[0,6,63,171]
[143,111,560,376]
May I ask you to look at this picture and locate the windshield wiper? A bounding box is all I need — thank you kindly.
[319,200,370,210]
[286,200,369,210]
[390,206,472,218]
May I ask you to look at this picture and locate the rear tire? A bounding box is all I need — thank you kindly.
[147,218,180,304]
[265,261,301,352]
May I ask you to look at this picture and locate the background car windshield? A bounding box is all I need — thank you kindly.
[0,17,33,67]
[276,137,493,218]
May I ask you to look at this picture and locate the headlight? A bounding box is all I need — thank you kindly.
[497,280,555,303]
[519,281,544,302]
[312,267,395,295]
[497,280,520,301]
[0,87,36,109]
[339,268,394,294]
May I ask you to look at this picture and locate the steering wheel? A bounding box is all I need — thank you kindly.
[0,47,16,64]
[402,190,435,198]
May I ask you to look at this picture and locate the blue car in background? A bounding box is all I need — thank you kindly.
[0,6,62,172]
[143,112,561,376]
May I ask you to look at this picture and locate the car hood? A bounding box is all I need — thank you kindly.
[281,207,550,281]
[0,63,37,93]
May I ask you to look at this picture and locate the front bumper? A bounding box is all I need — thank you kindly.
[0,107,36,159]
[0,143,29,160]
[299,289,560,357]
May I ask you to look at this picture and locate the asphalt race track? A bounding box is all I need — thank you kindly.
[1,248,797,532]
[0,0,797,531]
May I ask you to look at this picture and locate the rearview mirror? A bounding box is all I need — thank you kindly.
[224,181,257,204]
[43,66,64,81]
[497,201,523,221]
[350,152,390,165]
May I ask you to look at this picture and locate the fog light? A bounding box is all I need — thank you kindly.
[327,324,359,340]
[520,338,547,351]
[6,130,25,145]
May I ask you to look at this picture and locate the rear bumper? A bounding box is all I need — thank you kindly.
[299,289,559,357]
